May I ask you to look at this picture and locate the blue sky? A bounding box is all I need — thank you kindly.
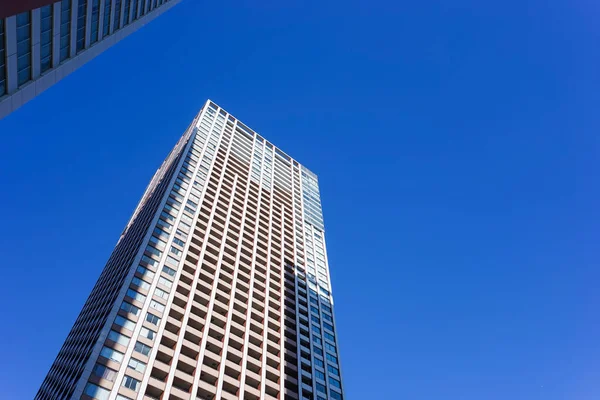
[1,0,599,399]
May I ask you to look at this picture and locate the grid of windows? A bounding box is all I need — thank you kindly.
[131,0,139,21]
[0,0,176,114]
[36,100,344,400]
[59,0,71,62]
[35,98,191,400]
[84,383,109,400]
[113,0,122,31]
[0,19,5,95]
[90,0,100,44]
[122,0,131,26]
[122,375,141,392]
[40,5,53,73]
[91,363,117,381]
[102,0,111,37]
[16,12,32,86]
[75,0,87,53]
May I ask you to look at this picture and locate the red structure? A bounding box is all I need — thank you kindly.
[0,0,56,19]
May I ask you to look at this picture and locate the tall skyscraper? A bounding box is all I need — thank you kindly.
[0,0,180,119]
[37,100,345,400]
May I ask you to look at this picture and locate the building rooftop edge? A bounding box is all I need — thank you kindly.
[204,99,319,181]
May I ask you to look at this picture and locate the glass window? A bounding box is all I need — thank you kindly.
[316,383,326,394]
[91,363,117,381]
[329,377,341,388]
[314,370,325,380]
[330,391,343,400]
[102,0,111,37]
[156,219,171,231]
[165,256,179,267]
[123,0,131,26]
[100,346,123,363]
[132,277,150,290]
[153,226,169,238]
[325,343,336,353]
[154,287,168,300]
[90,0,100,44]
[114,315,136,331]
[137,265,155,280]
[146,313,160,325]
[175,229,187,241]
[126,288,146,303]
[141,255,158,267]
[149,235,167,249]
[84,383,110,400]
[108,330,130,346]
[0,19,6,95]
[134,341,151,356]
[140,326,156,340]
[324,332,335,342]
[145,245,161,258]
[327,365,339,376]
[313,358,324,368]
[131,0,139,20]
[76,0,87,52]
[326,353,338,364]
[122,375,140,392]
[16,12,32,86]
[158,276,173,288]
[113,0,122,31]
[39,5,53,73]
[149,300,165,313]
[59,0,72,61]
[128,358,147,373]
[162,265,176,277]
[160,211,175,221]
[120,301,140,316]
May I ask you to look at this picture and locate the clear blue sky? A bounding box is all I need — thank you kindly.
[1,0,599,399]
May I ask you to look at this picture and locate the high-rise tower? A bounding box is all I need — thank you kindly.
[0,0,180,119]
[37,100,345,400]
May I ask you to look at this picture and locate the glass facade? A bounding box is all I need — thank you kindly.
[113,0,122,31]
[90,0,100,44]
[0,19,5,95]
[75,0,87,53]
[0,0,179,118]
[16,11,32,86]
[36,100,344,400]
[59,0,71,62]
[40,5,53,73]
[131,0,139,21]
[122,0,130,27]
[102,0,111,37]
